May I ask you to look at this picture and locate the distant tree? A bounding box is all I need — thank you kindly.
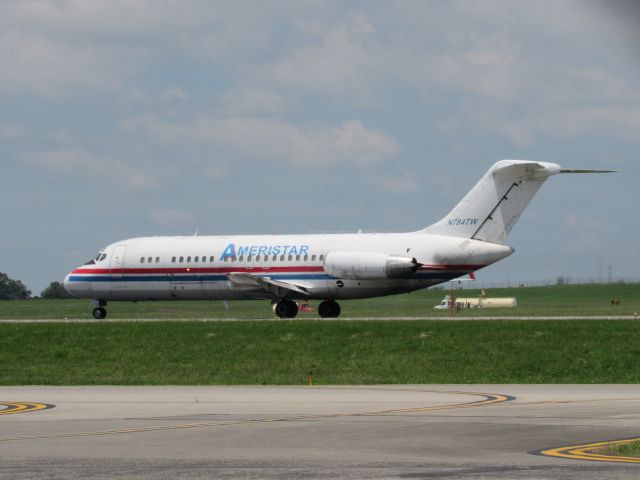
[0,272,31,300]
[41,281,73,299]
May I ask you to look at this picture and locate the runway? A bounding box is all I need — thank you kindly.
[0,315,637,323]
[1,385,640,479]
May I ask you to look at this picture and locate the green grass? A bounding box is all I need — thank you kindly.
[2,320,640,385]
[603,441,640,458]
[1,283,639,319]
[1,283,638,385]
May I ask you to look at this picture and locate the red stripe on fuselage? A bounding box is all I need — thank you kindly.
[71,266,325,275]
[418,264,485,271]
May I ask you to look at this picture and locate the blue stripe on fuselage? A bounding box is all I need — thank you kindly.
[68,274,334,282]
[68,271,467,283]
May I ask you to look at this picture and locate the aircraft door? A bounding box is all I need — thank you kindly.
[110,244,126,288]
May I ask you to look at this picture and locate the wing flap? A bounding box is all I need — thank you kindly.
[227,272,310,299]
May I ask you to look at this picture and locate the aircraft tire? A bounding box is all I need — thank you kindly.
[286,300,298,318]
[92,307,107,320]
[275,300,298,319]
[318,300,340,318]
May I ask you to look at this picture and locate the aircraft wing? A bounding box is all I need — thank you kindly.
[227,272,311,299]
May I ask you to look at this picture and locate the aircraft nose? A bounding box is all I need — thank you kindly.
[63,273,77,296]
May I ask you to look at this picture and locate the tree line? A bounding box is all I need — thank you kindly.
[0,272,72,299]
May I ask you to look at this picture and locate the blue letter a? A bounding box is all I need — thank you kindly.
[220,243,236,261]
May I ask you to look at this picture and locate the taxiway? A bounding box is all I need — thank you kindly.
[1,385,640,479]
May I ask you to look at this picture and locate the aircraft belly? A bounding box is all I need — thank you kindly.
[71,276,436,302]
[307,279,435,300]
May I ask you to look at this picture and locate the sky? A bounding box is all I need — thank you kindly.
[1,0,639,295]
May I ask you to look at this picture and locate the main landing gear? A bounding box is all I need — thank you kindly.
[274,299,299,319]
[92,300,108,319]
[274,299,341,318]
[318,300,340,318]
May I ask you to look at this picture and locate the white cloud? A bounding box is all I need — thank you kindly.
[20,149,159,190]
[256,13,385,106]
[160,87,188,102]
[0,1,277,98]
[0,29,149,97]
[121,114,401,167]
[366,169,419,194]
[219,87,290,115]
[499,106,640,147]
[148,209,195,228]
[0,123,29,139]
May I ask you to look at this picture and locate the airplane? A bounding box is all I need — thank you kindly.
[63,160,611,319]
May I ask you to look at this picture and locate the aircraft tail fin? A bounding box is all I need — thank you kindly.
[421,160,613,244]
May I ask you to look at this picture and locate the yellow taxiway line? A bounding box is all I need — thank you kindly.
[0,403,54,415]
[541,437,640,464]
[0,391,510,442]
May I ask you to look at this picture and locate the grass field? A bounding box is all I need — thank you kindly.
[2,319,640,385]
[1,283,639,385]
[0,283,639,319]
[603,441,640,458]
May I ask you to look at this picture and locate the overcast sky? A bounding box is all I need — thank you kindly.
[1,0,639,295]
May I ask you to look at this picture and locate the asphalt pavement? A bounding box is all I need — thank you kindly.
[1,385,640,479]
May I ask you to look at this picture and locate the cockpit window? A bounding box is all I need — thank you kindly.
[85,252,102,265]
[85,250,108,265]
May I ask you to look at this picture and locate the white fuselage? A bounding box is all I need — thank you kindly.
[64,232,513,302]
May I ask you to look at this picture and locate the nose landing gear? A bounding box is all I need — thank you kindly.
[91,300,108,320]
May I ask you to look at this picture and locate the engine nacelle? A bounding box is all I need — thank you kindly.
[324,251,422,280]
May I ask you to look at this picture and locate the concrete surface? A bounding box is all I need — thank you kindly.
[1,385,640,479]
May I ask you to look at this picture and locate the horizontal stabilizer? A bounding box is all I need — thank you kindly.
[559,169,617,173]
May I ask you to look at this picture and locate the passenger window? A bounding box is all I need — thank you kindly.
[319,254,324,261]
[148,257,153,263]
[304,255,308,261]
[156,257,160,263]
[272,255,277,261]
[172,257,176,263]
[288,255,292,261]
[312,254,316,261]
[209,256,214,262]
[194,256,199,262]
[296,255,300,261]
[140,257,145,263]
[247,255,252,261]
[264,255,268,261]
[179,256,184,263]
[280,255,285,261]
[239,255,244,262]
[187,256,191,262]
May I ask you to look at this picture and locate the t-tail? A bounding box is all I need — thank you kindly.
[422,160,614,244]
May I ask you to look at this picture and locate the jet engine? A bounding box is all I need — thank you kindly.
[323,251,422,280]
